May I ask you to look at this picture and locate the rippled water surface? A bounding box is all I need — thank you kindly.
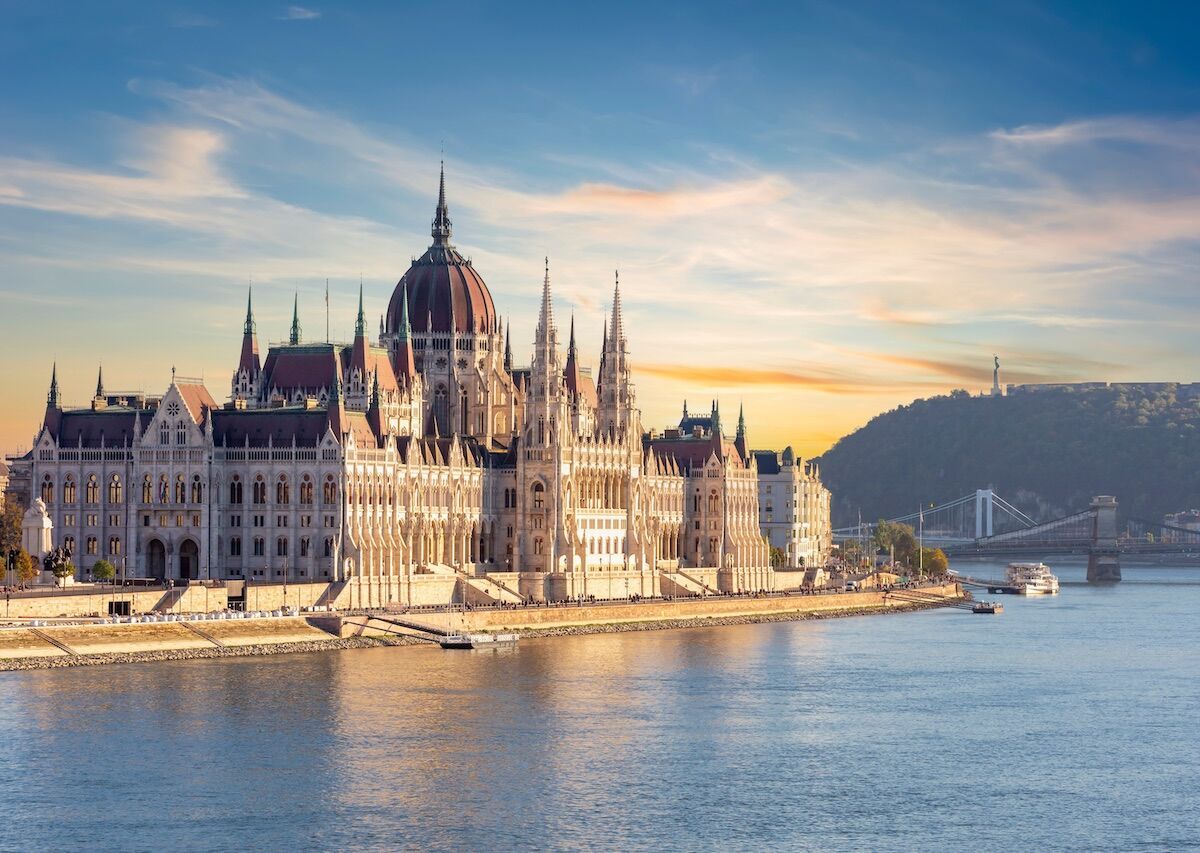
[2,559,1198,852]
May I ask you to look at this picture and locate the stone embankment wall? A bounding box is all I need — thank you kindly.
[0,616,350,665]
[361,583,964,635]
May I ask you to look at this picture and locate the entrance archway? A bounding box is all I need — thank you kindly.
[148,540,166,580]
[179,539,199,580]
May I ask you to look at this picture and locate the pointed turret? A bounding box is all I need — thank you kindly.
[610,270,625,345]
[349,282,370,402]
[289,293,301,345]
[47,362,61,408]
[564,312,583,400]
[232,285,262,405]
[392,279,417,381]
[94,364,104,399]
[237,285,261,376]
[354,283,366,339]
[734,402,748,461]
[597,270,635,437]
[504,322,513,372]
[536,257,555,344]
[431,160,452,246]
[366,371,384,443]
[712,399,722,436]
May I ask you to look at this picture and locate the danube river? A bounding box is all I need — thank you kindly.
[2,560,1198,851]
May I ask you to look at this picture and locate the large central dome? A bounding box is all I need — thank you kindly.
[385,167,497,336]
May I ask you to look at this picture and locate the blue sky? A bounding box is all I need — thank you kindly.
[4,1,1200,455]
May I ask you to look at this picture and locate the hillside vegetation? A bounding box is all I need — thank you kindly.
[814,385,1200,527]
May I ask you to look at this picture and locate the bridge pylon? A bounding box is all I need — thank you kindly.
[1087,495,1121,583]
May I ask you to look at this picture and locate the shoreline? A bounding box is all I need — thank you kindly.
[0,596,951,672]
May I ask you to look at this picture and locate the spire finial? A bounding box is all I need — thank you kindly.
[95,364,104,399]
[354,281,366,338]
[47,362,61,407]
[610,270,625,343]
[504,321,512,372]
[568,312,577,358]
[244,284,255,335]
[736,402,746,438]
[290,292,301,345]
[431,160,452,245]
[537,257,555,341]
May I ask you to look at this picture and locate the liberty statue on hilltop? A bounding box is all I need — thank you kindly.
[992,355,1002,397]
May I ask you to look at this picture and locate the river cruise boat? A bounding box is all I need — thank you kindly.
[1005,562,1060,595]
[439,632,520,650]
[972,601,1003,614]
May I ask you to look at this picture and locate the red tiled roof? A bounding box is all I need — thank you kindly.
[176,382,217,423]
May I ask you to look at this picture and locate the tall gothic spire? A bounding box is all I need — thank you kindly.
[736,402,746,439]
[354,282,366,338]
[238,284,261,376]
[397,279,412,340]
[243,285,255,335]
[504,322,513,372]
[431,160,452,246]
[95,364,104,399]
[536,257,556,345]
[290,293,301,345]
[610,270,625,344]
[47,362,61,408]
[567,313,577,360]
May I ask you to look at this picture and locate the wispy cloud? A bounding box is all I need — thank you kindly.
[279,6,320,20]
[4,77,1200,453]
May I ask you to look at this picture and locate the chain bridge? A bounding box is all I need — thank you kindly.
[833,490,1200,583]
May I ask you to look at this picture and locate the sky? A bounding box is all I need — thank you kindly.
[4,1,1200,458]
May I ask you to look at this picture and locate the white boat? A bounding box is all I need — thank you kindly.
[1005,562,1060,595]
[439,632,520,649]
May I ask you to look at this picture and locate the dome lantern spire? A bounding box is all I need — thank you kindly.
[431,160,452,246]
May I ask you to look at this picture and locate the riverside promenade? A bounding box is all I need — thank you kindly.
[0,581,963,670]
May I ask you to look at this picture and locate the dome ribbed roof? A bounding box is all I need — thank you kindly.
[385,165,497,336]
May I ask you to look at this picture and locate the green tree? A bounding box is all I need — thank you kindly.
[874,520,918,566]
[13,550,36,587]
[0,501,22,556]
[920,548,949,576]
[44,549,74,586]
[92,559,117,582]
[769,546,785,567]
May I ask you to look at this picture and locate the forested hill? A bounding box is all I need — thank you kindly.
[814,384,1200,527]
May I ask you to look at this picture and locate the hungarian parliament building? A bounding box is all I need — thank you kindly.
[12,170,830,606]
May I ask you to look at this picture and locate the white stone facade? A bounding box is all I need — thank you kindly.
[20,174,828,603]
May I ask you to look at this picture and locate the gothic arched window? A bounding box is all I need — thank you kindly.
[63,476,76,505]
[299,475,313,506]
[230,476,243,505]
[174,475,186,504]
[323,477,337,505]
[531,482,545,509]
[41,476,53,505]
[253,475,266,505]
[108,475,122,504]
[142,475,152,504]
[176,420,188,445]
[85,475,98,505]
[191,475,202,504]
[276,475,289,505]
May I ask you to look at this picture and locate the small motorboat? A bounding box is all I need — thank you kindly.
[439,632,520,649]
[972,601,1003,614]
